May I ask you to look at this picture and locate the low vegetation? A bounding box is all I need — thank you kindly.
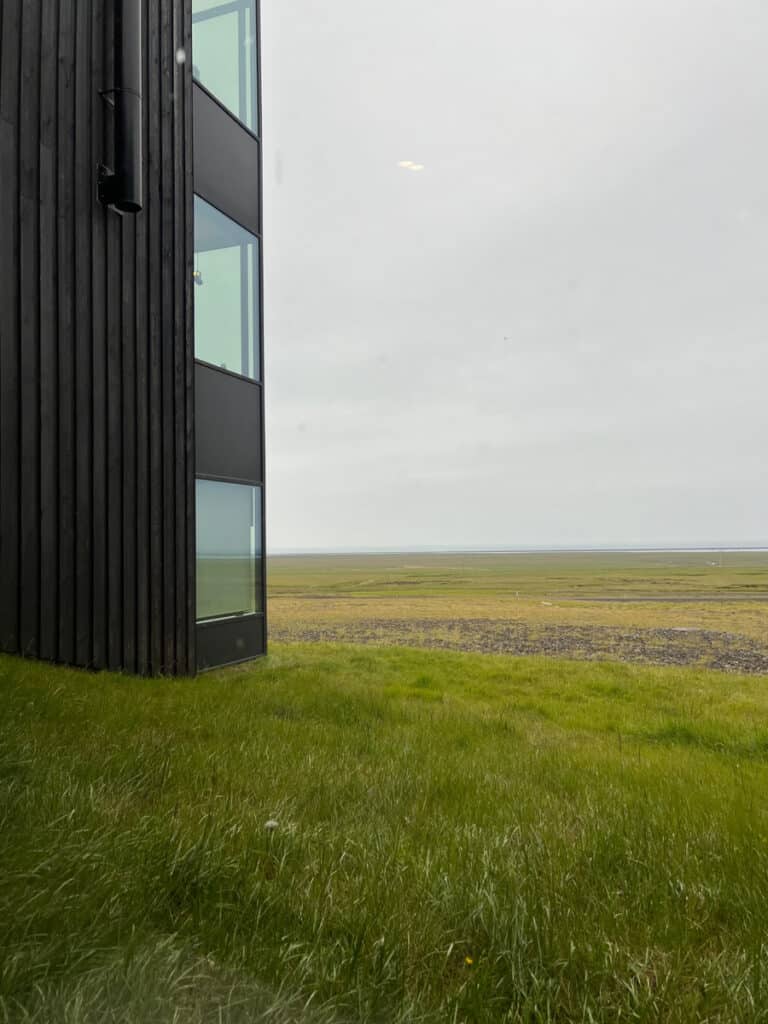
[3,644,768,1022]
[268,549,768,603]
[269,551,768,671]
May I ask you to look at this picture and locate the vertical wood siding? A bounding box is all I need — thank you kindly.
[0,0,195,675]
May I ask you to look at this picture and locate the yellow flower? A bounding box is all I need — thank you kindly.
[465,956,474,966]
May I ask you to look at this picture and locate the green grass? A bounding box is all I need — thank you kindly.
[3,646,768,1022]
[268,549,768,600]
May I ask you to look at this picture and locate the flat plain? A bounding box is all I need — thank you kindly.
[268,550,768,673]
[4,643,768,1022]
[3,549,768,1022]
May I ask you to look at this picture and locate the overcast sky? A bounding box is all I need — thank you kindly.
[261,0,767,551]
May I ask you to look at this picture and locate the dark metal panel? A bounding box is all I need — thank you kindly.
[105,213,124,671]
[92,0,109,669]
[193,82,260,237]
[134,0,151,675]
[18,0,42,656]
[183,0,197,676]
[174,0,192,675]
[38,0,60,661]
[195,363,262,483]
[197,614,265,672]
[56,0,77,665]
[146,0,163,674]
[102,0,124,672]
[122,216,137,673]
[0,0,22,653]
[1,0,198,675]
[73,0,93,666]
[160,0,176,673]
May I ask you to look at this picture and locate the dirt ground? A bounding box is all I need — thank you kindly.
[269,615,768,675]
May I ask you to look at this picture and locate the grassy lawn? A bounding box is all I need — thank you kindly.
[3,645,768,1021]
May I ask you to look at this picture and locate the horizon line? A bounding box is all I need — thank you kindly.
[267,543,768,556]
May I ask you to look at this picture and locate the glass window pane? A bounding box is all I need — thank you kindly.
[196,480,262,621]
[194,196,260,380]
[192,0,258,132]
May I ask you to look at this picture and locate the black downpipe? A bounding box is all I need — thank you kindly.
[98,0,143,213]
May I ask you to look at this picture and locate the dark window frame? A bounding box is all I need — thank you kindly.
[191,0,260,136]
[195,477,264,623]
[193,192,262,383]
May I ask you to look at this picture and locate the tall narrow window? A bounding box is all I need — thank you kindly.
[194,195,260,380]
[192,0,258,133]
[196,480,262,621]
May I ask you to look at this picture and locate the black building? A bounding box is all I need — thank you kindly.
[0,0,266,674]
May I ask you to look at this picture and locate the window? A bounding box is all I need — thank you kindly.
[192,0,258,133]
[194,195,260,380]
[196,479,262,621]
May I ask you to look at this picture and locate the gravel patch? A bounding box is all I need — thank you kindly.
[270,618,768,674]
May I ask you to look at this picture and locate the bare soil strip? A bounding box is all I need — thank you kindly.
[270,618,768,674]
[566,594,768,602]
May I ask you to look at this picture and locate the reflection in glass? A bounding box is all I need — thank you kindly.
[194,195,260,380]
[192,0,258,132]
[196,479,262,621]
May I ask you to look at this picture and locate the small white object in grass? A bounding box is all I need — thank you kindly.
[176,48,186,65]
[264,819,279,831]
[541,601,553,606]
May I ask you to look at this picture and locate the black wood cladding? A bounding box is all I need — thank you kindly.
[0,0,195,675]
